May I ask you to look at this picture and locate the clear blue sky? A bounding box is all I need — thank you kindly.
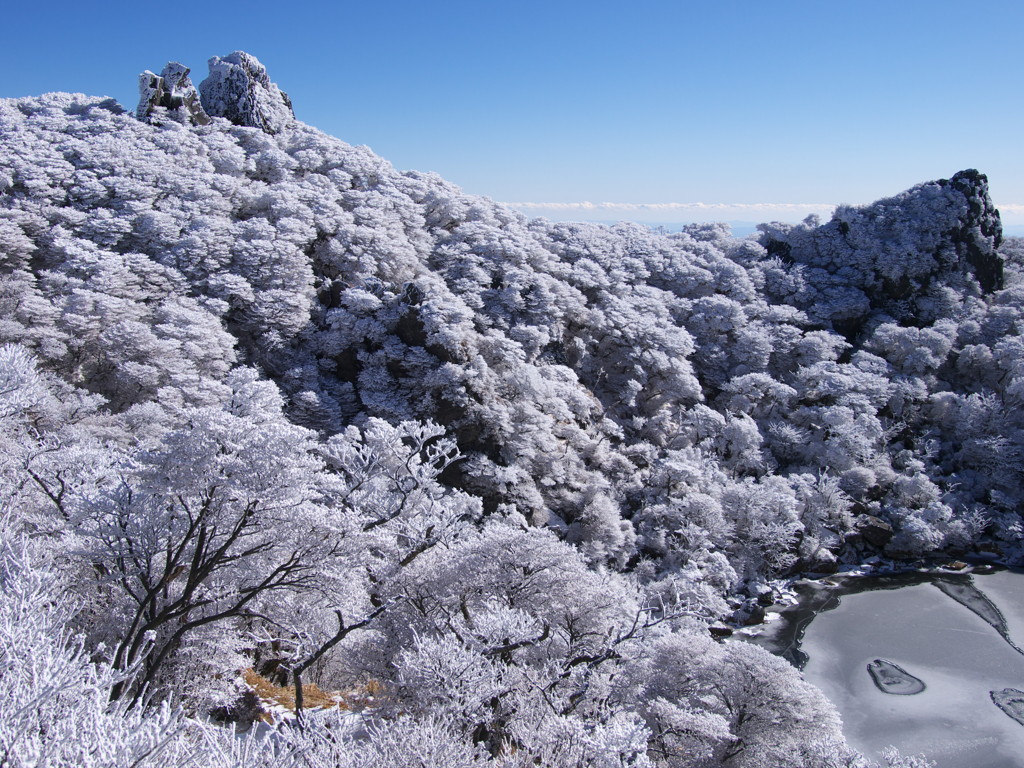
[4,0,1022,223]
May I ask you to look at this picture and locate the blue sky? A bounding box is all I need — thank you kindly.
[4,0,1022,226]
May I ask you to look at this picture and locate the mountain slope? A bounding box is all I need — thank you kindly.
[1,51,1021,766]
[2,65,1018,575]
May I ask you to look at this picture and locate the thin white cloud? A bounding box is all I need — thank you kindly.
[997,204,1024,227]
[503,202,834,211]
[502,201,837,224]
[503,201,1024,226]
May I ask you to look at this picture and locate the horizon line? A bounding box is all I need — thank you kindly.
[503,201,1024,211]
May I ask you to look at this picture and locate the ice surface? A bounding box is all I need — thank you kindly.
[933,578,1024,656]
[798,573,1024,768]
[974,569,1024,651]
[991,688,1024,727]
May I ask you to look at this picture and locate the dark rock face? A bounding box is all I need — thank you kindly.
[199,51,294,134]
[945,169,1004,293]
[136,62,211,125]
[857,515,894,548]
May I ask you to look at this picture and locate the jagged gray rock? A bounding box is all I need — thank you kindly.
[136,62,211,125]
[198,51,294,134]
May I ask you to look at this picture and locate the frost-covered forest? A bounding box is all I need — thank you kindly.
[1,52,1019,767]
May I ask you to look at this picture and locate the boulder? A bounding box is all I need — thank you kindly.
[708,623,734,640]
[199,51,294,134]
[733,601,766,626]
[136,62,211,125]
[804,548,839,574]
[857,515,894,548]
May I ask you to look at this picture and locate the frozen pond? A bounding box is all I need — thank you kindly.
[751,568,1024,767]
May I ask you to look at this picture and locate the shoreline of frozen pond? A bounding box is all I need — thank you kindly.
[743,567,1024,767]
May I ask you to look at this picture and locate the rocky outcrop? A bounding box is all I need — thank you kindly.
[758,169,1004,335]
[946,169,1004,293]
[857,515,894,548]
[198,51,294,134]
[136,62,211,125]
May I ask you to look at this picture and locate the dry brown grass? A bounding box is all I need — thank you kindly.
[241,669,382,722]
